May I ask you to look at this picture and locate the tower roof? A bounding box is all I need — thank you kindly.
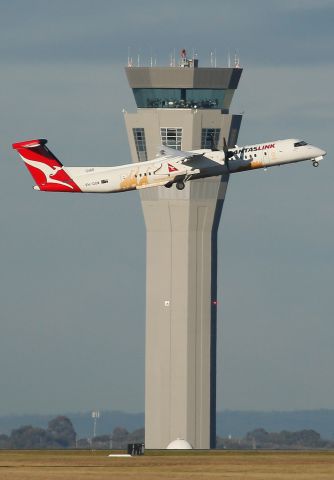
[125,67,242,89]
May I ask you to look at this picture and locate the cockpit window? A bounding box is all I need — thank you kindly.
[294,141,308,147]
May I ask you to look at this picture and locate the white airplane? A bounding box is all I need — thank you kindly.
[12,137,326,193]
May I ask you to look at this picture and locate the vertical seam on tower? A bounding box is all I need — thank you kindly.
[168,202,173,443]
[194,205,198,447]
[200,205,207,448]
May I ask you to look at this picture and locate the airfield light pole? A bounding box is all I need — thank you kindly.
[124,50,242,449]
[92,410,100,439]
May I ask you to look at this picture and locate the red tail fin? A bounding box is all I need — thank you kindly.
[12,139,81,192]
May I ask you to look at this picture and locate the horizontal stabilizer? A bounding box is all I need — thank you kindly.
[12,139,48,150]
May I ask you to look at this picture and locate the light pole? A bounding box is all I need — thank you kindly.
[92,410,100,442]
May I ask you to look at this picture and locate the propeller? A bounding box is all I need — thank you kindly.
[222,137,234,171]
[223,137,234,158]
[209,133,234,169]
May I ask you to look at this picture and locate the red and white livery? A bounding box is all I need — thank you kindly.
[12,138,326,193]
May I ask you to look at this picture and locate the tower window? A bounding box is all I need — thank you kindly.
[201,128,221,149]
[133,88,228,109]
[133,128,147,162]
[160,128,182,150]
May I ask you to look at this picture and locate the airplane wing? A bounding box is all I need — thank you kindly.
[156,145,206,164]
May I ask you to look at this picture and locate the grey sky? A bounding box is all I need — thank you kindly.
[0,0,333,415]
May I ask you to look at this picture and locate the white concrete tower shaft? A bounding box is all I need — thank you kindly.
[124,61,242,449]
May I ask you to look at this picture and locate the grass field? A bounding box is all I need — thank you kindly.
[0,450,333,479]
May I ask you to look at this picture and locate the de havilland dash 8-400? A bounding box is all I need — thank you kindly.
[12,137,326,193]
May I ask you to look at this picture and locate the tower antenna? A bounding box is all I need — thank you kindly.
[234,51,240,68]
[127,47,133,67]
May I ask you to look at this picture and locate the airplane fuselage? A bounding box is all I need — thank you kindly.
[12,137,326,194]
[61,138,325,193]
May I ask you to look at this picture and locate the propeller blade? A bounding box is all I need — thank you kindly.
[223,137,234,159]
[223,137,228,155]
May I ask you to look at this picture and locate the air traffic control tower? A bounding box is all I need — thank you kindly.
[124,51,242,449]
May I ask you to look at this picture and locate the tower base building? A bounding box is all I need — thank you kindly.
[124,54,242,449]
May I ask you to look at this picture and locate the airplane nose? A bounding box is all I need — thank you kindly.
[312,146,326,157]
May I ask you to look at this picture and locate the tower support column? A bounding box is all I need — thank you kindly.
[124,62,242,448]
[142,177,228,448]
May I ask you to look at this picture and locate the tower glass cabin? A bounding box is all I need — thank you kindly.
[124,52,242,449]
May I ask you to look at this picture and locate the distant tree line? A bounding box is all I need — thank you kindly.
[217,428,334,450]
[1,416,333,450]
[0,416,144,450]
[0,416,76,449]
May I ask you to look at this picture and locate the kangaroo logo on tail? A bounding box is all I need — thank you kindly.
[12,139,81,192]
[22,158,74,189]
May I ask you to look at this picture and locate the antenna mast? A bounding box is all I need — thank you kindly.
[127,47,133,67]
